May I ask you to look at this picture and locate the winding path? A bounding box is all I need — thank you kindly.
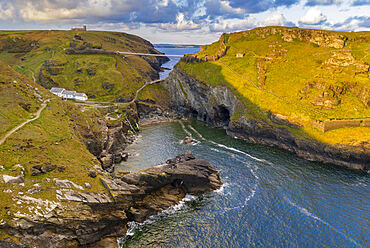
[126,79,164,105]
[0,100,49,145]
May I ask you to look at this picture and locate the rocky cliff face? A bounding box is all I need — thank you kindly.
[258,27,347,48]
[163,67,370,172]
[161,68,244,128]
[1,153,221,248]
[73,112,135,172]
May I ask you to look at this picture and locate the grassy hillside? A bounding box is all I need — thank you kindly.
[0,63,110,235]
[0,30,168,102]
[179,26,370,146]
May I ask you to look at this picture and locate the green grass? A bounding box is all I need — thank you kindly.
[0,30,164,103]
[0,64,44,136]
[180,27,370,146]
[0,64,112,225]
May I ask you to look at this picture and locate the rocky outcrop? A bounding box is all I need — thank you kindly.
[75,117,133,172]
[161,67,244,128]
[37,60,66,89]
[182,34,228,63]
[255,27,347,48]
[1,153,221,247]
[102,152,221,222]
[227,117,369,171]
[163,67,370,172]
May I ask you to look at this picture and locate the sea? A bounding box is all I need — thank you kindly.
[117,46,369,248]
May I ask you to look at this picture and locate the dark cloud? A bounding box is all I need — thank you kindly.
[0,0,367,37]
[228,0,299,13]
[305,0,342,6]
[332,16,370,30]
[352,0,370,6]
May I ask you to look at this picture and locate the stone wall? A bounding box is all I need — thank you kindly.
[313,119,370,132]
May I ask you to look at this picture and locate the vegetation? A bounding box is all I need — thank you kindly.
[179,26,370,146]
[0,63,107,226]
[0,30,168,103]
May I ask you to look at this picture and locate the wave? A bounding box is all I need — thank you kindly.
[179,120,193,137]
[188,125,206,141]
[214,142,272,165]
[223,180,258,213]
[185,124,263,213]
[214,182,231,195]
[187,123,273,166]
[119,194,198,245]
[284,196,361,247]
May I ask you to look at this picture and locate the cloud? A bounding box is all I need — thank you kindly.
[156,13,201,31]
[332,16,370,30]
[227,0,300,13]
[205,0,246,19]
[299,7,327,25]
[0,2,15,20]
[305,0,342,6]
[220,1,245,15]
[351,0,370,6]
[88,21,140,31]
[209,16,255,32]
[0,0,368,44]
[261,12,286,26]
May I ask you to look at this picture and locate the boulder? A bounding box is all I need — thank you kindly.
[102,81,114,90]
[88,170,97,178]
[86,64,97,76]
[41,164,57,173]
[181,136,194,144]
[84,182,91,189]
[2,174,24,184]
[106,152,222,203]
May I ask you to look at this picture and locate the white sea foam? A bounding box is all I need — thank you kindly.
[214,182,230,195]
[119,194,198,244]
[188,125,206,140]
[284,197,361,247]
[179,120,193,137]
[188,124,272,166]
[216,143,268,163]
[223,179,258,213]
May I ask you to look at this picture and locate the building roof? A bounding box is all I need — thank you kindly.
[75,93,87,97]
[50,87,65,94]
[63,90,77,95]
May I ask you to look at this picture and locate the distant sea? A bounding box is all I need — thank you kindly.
[155,45,200,79]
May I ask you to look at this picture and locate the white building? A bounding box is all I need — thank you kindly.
[74,92,88,101]
[50,87,88,101]
[63,90,77,99]
[50,88,65,97]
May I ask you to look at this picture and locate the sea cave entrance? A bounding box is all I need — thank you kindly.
[214,105,230,127]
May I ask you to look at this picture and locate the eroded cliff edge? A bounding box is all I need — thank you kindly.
[0,153,221,248]
[162,67,370,172]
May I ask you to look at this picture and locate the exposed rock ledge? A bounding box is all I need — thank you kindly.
[0,153,221,248]
[162,67,370,172]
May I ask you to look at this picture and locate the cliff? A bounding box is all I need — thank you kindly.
[0,153,221,247]
[162,26,369,172]
[163,66,370,172]
[0,63,191,247]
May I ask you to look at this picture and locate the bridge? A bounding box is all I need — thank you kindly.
[116,51,183,57]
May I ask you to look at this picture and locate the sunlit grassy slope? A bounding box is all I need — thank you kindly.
[179,27,370,146]
[0,63,108,223]
[0,30,167,102]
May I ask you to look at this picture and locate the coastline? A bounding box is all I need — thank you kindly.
[162,66,370,173]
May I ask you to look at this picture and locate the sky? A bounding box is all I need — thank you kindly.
[0,0,369,44]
